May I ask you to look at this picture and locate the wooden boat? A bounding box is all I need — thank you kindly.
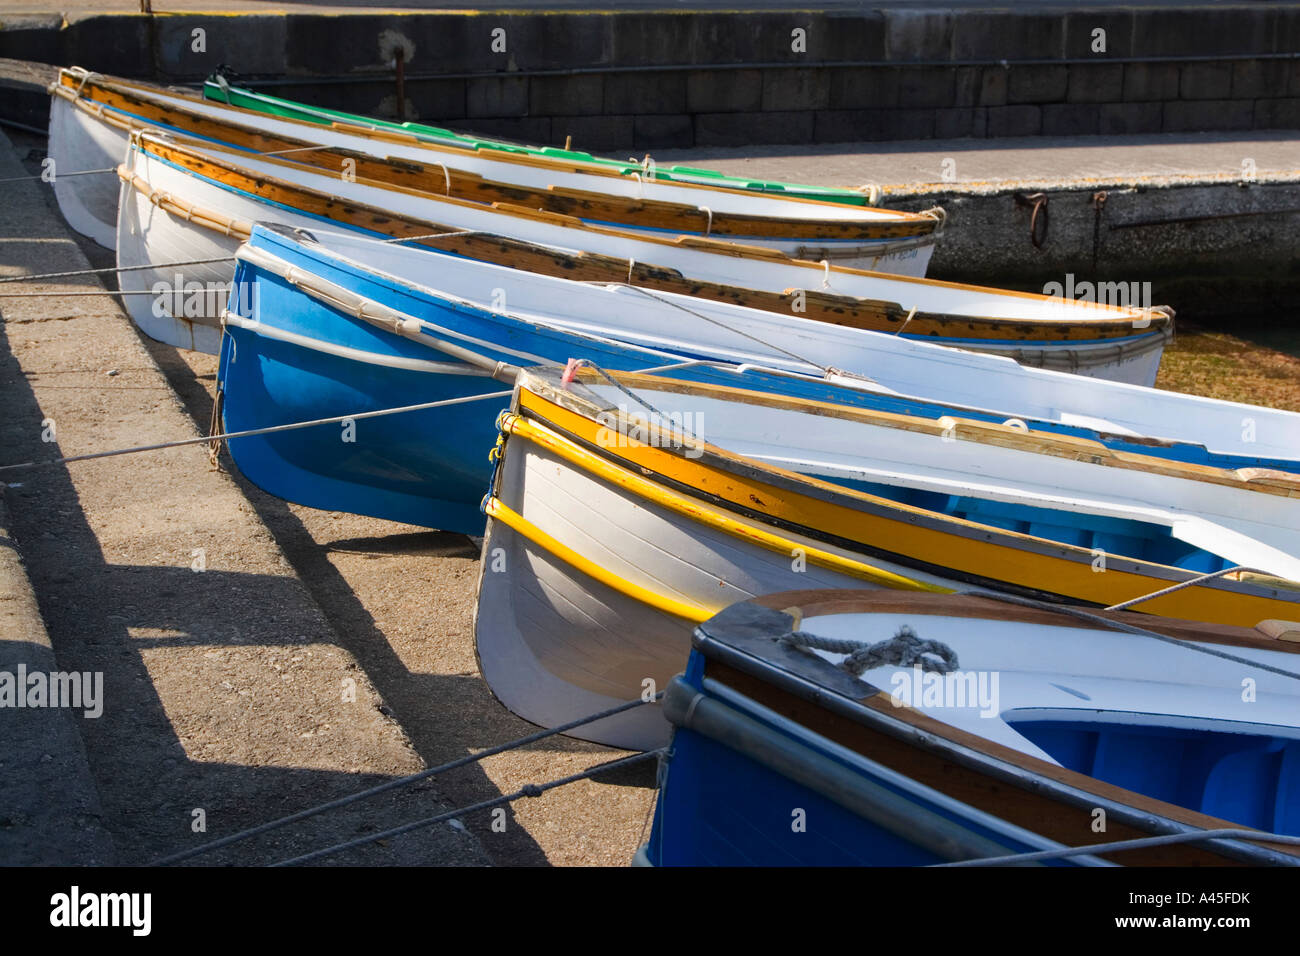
[202,74,883,206]
[474,366,1300,749]
[641,589,1300,866]
[51,67,942,274]
[215,224,1294,534]
[115,129,1171,383]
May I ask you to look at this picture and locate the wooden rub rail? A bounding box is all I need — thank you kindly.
[128,134,1173,345]
[60,70,941,242]
[118,167,253,240]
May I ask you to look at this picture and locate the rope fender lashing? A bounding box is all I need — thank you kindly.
[781,624,960,676]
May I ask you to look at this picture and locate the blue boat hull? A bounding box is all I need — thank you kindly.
[643,594,1300,866]
[644,656,1079,866]
[217,226,1300,535]
[219,329,499,533]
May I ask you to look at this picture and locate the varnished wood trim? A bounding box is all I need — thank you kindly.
[116,129,1172,343]
[65,74,938,241]
[556,367,1300,499]
[709,659,1297,864]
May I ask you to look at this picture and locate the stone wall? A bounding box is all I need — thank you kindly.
[2,7,1297,147]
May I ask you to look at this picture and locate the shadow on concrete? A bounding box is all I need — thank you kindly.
[142,332,656,866]
[0,303,538,864]
[324,530,478,559]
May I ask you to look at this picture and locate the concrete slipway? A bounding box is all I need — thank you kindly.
[0,120,657,866]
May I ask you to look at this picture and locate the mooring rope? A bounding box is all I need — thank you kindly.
[561,358,688,449]
[1103,565,1267,612]
[0,232,484,288]
[380,229,482,244]
[257,144,336,157]
[582,281,829,375]
[152,691,662,865]
[781,624,960,675]
[269,749,665,867]
[0,255,237,284]
[0,345,747,476]
[0,389,515,475]
[0,167,116,184]
[893,305,919,336]
[635,747,671,853]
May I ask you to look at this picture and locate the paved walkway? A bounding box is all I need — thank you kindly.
[656,131,1300,195]
[0,127,491,865]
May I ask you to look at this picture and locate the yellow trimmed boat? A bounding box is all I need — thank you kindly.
[50,67,943,273]
[474,367,1300,749]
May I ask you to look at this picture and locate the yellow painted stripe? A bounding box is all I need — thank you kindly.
[513,388,1300,628]
[484,495,717,623]
[500,413,950,594]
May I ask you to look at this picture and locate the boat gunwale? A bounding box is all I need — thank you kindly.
[57,68,938,237]
[504,372,1300,622]
[104,123,1180,348]
[201,76,879,205]
[527,367,1300,500]
[233,225,1294,479]
[679,599,1300,864]
[109,122,1177,342]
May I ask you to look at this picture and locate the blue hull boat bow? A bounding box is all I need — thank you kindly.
[216,224,1300,534]
[642,590,1300,866]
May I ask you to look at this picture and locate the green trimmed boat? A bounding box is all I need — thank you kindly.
[202,75,881,206]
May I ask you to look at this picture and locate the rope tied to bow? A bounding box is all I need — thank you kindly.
[781,624,959,676]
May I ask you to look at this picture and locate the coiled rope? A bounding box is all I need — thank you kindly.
[781,624,960,676]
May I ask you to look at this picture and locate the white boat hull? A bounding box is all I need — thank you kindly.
[115,170,247,353]
[48,93,128,248]
[475,374,1300,750]
[474,435,900,750]
[117,82,937,238]
[55,83,941,275]
[119,141,1167,393]
[277,230,1238,461]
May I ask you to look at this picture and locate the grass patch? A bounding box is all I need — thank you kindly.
[1155,320,1300,411]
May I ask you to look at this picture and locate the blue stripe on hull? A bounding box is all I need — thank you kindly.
[218,233,713,534]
